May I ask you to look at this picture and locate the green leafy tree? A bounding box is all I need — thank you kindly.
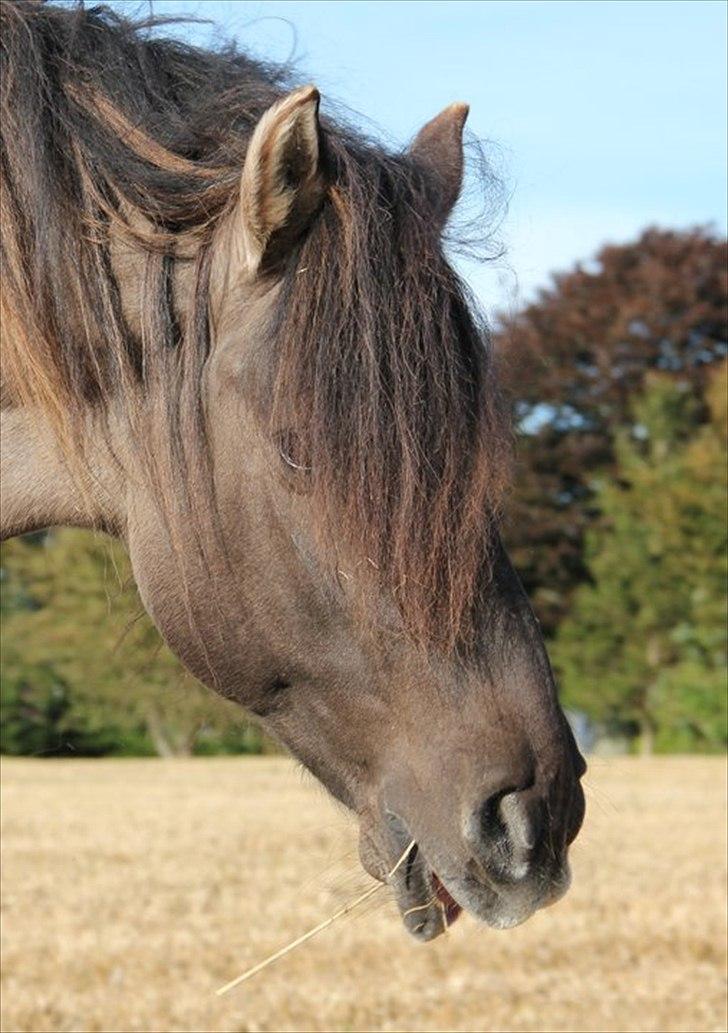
[552,363,727,752]
[1,530,271,756]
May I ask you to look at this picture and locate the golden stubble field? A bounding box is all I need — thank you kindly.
[1,756,726,1033]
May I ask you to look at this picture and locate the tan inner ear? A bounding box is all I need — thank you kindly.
[239,85,325,274]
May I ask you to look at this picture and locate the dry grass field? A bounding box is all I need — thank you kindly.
[1,756,726,1033]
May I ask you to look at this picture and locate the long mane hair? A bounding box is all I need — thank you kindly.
[0,0,511,652]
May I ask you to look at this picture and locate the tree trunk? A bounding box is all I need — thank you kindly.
[638,719,655,756]
[145,709,198,757]
[145,709,176,758]
[171,727,195,757]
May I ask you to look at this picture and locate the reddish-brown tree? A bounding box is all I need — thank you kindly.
[496,226,727,634]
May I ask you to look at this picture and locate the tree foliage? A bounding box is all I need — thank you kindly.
[552,363,727,752]
[0,530,271,756]
[497,226,727,633]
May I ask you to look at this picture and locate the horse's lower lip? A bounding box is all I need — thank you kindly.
[388,843,462,940]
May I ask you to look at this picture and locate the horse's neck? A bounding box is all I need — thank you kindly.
[0,227,212,543]
[0,404,125,540]
[0,229,187,543]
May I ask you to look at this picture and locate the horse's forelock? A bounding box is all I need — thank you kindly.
[268,148,512,651]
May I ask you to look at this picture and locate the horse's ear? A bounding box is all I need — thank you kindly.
[239,85,326,275]
[409,102,469,227]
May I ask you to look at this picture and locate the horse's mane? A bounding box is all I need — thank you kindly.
[0,0,511,652]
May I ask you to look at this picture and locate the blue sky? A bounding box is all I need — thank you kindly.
[140,1,725,312]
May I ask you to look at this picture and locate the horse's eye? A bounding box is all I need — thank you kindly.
[277,431,312,474]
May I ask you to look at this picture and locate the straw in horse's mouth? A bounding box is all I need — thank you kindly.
[216,838,421,994]
[215,838,464,995]
[391,839,463,937]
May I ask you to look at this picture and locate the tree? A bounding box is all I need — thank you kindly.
[0,530,271,756]
[551,363,727,753]
[496,226,727,633]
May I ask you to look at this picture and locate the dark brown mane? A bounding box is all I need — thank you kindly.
[0,0,511,652]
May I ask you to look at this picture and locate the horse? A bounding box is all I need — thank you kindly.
[0,1,585,941]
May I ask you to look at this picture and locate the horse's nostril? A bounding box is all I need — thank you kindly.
[467,781,540,882]
[479,785,520,843]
